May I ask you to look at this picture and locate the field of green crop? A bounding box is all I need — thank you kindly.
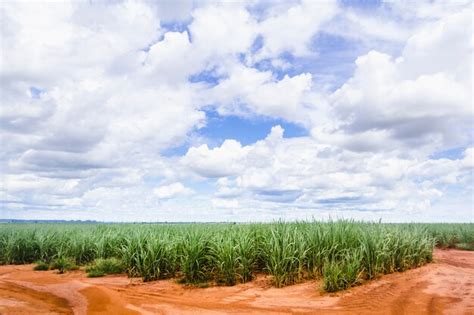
[0,221,472,292]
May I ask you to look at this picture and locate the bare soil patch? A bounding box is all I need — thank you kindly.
[0,249,472,314]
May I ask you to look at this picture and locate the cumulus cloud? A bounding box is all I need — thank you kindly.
[182,139,249,178]
[212,198,239,209]
[254,0,339,60]
[154,182,194,199]
[0,1,160,83]
[314,8,472,154]
[184,126,473,218]
[0,0,472,222]
[206,66,313,123]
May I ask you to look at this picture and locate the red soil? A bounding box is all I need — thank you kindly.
[0,249,472,314]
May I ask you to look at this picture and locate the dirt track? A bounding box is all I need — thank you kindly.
[0,249,472,314]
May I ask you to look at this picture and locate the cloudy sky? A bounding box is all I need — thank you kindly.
[1,0,472,222]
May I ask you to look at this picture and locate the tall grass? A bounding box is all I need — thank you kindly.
[0,221,470,292]
[121,231,177,281]
[178,230,212,283]
[423,223,474,249]
[263,223,306,287]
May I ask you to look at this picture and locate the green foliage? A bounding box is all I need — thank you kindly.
[50,257,78,274]
[86,257,125,277]
[323,249,363,292]
[455,243,474,251]
[264,223,306,287]
[33,261,49,271]
[121,231,177,281]
[178,231,212,283]
[423,223,474,248]
[235,231,257,283]
[87,269,105,277]
[0,221,471,292]
[210,231,240,286]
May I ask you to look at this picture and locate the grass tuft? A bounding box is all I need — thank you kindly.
[50,257,78,274]
[33,261,49,271]
[86,257,125,277]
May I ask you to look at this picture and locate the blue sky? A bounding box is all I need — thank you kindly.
[198,110,308,145]
[0,0,472,222]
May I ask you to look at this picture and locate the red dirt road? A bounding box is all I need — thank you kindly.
[0,249,472,314]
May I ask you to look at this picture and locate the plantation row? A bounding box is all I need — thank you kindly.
[0,222,472,291]
[423,223,474,250]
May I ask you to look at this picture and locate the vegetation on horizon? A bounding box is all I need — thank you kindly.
[0,221,472,292]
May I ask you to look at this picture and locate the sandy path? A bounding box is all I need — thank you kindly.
[0,249,472,315]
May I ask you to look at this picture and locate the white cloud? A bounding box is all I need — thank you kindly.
[255,0,339,60]
[153,0,195,23]
[205,65,314,125]
[330,10,412,43]
[0,1,160,84]
[182,139,250,178]
[190,5,257,58]
[183,127,473,220]
[0,0,472,222]
[388,0,472,20]
[212,198,239,209]
[154,182,194,199]
[316,8,473,154]
[400,8,472,83]
[144,31,195,84]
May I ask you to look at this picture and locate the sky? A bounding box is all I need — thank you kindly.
[0,0,472,222]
